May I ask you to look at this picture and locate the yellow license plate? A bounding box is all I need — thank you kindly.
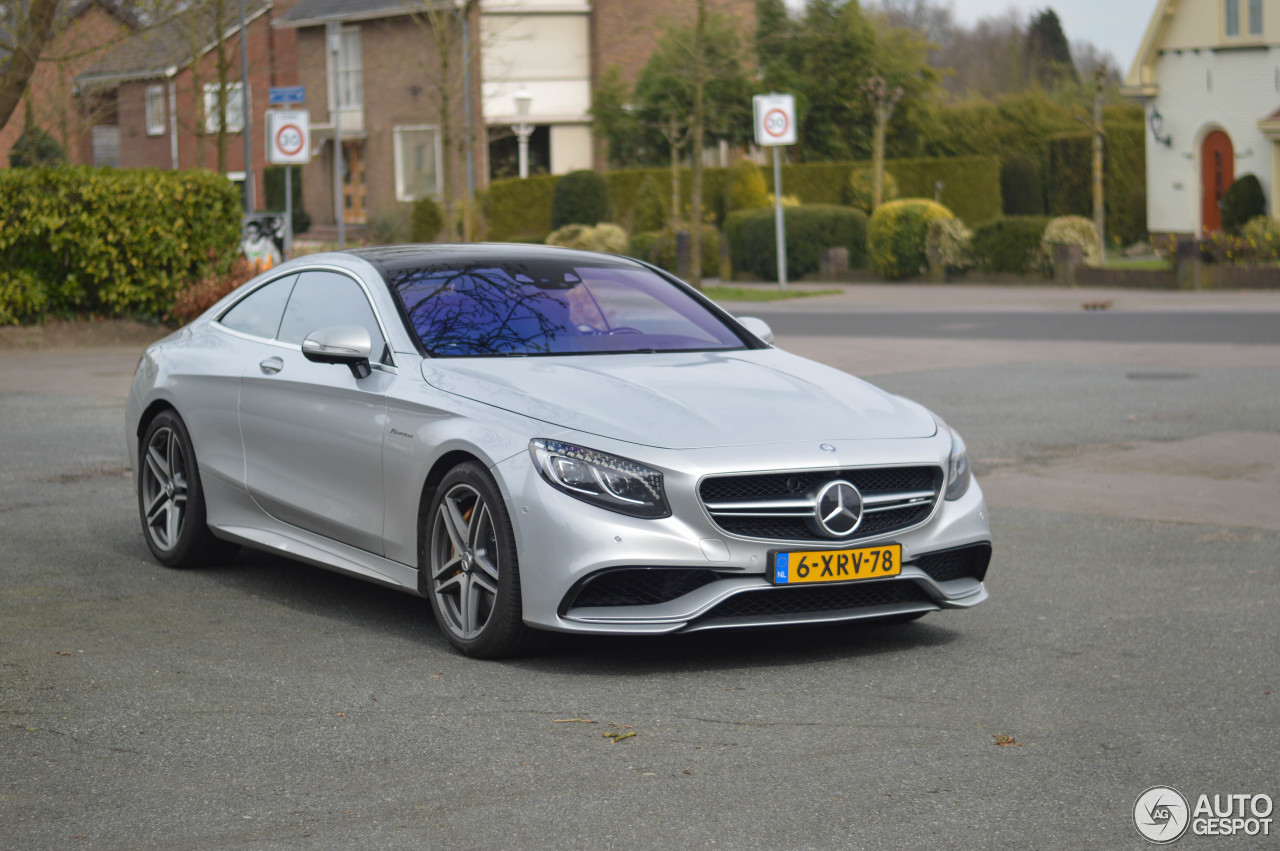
[770,544,902,585]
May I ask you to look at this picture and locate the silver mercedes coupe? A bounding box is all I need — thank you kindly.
[126,244,992,657]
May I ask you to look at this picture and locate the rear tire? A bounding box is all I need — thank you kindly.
[422,462,544,658]
[137,410,233,568]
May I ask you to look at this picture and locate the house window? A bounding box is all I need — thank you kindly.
[329,27,362,111]
[203,82,245,133]
[1226,0,1241,36]
[145,85,166,136]
[393,125,440,202]
[1250,0,1263,35]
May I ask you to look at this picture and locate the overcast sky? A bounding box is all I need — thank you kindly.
[949,1,1153,72]
[783,1,1157,75]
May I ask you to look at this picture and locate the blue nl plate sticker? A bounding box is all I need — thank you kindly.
[775,553,790,584]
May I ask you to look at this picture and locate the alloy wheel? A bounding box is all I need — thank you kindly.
[140,425,188,552]
[430,483,501,640]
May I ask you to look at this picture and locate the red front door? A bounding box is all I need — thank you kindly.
[1201,130,1234,233]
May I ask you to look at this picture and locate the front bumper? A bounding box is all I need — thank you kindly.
[494,444,992,635]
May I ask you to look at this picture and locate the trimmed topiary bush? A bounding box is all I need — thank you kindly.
[545,223,628,254]
[724,160,770,218]
[1221,174,1267,234]
[866,199,954,280]
[632,174,667,232]
[551,169,612,230]
[1001,154,1044,215]
[411,196,444,242]
[847,167,898,214]
[725,204,868,281]
[969,216,1051,274]
[1042,215,1102,267]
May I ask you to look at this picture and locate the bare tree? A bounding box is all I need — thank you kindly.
[0,0,62,132]
[405,0,475,242]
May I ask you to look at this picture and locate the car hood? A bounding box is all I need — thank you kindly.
[420,349,936,450]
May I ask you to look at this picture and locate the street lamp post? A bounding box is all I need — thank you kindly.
[512,87,533,179]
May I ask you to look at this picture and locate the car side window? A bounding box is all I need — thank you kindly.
[218,274,297,339]
[277,270,390,363]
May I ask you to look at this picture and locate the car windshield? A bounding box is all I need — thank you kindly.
[386,259,746,357]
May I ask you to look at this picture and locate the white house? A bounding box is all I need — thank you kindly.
[1124,0,1280,234]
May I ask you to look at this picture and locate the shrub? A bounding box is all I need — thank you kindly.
[847,167,898,213]
[926,218,974,273]
[724,160,770,218]
[970,216,1051,274]
[545,223,628,254]
[866,199,954,280]
[1042,215,1102,267]
[632,175,667,232]
[647,224,721,280]
[411,197,444,242]
[628,230,663,265]
[551,169,611,230]
[365,206,411,245]
[0,167,241,323]
[167,258,259,325]
[726,204,868,281]
[1221,174,1267,233]
[1241,216,1280,260]
[1001,155,1044,215]
[8,125,64,168]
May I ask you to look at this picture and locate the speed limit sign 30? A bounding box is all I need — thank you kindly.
[267,110,311,164]
[753,94,796,147]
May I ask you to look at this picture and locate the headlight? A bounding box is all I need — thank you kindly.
[529,439,670,518]
[945,426,971,501]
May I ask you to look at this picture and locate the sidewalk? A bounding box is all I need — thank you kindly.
[707,280,1280,313]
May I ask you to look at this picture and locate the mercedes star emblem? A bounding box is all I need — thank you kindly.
[814,480,863,538]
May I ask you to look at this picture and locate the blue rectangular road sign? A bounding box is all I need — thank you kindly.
[269,86,305,106]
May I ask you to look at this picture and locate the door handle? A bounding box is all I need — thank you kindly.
[259,357,284,375]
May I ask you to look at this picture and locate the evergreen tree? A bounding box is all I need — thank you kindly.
[1025,9,1078,89]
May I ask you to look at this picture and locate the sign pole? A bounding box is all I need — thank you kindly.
[773,146,787,292]
[753,92,795,293]
[284,165,293,257]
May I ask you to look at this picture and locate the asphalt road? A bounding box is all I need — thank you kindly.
[2,287,1278,849]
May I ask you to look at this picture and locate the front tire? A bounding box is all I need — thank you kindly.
[137,410,230,568]
[423,463,541,658]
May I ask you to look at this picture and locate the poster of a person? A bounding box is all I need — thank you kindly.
[241,219,282,270]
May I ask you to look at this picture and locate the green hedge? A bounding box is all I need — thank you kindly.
[970,216,1051,274]
[482,174,559,241]
[725,204,868,281]
[485,154,1001,241]
[0,167,242,323]
[1046,121,1147,247]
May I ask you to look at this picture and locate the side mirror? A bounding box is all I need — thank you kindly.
[737,316,774,346]
[302,325,373,379]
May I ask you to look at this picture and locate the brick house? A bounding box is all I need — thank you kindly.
[0,0,137,168]
[1123,0,1280,234]
[274,0,486,231]
[75,0,302,207]
[277,0,756,231]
